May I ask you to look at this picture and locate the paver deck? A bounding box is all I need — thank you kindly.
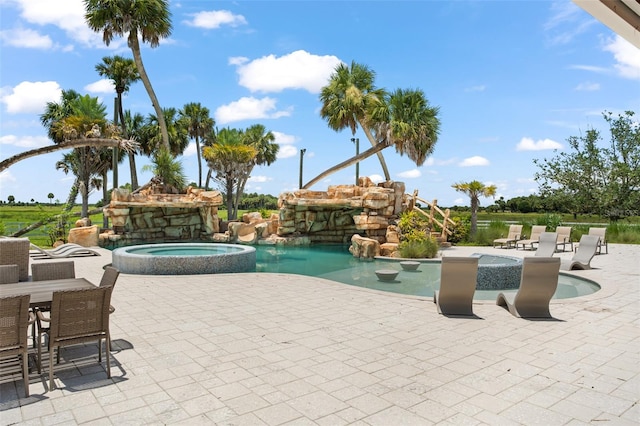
[1,244,638,425]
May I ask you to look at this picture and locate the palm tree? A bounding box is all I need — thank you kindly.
[95,55,141,189]
[179,103,214,188]
[85,0,172,152]
[319,61,390,180]
[142,148,187,192]
[311,62,440,189]
[202,128,257,219]
[141,108,189,157]
[452,180,497,237]
[234,124,278,212]
[43,93,113,218]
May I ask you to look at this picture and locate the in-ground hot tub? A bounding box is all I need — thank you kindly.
[112,243,256,275]
[471,253,523,290]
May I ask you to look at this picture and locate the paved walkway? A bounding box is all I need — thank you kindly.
[1,244,638,425]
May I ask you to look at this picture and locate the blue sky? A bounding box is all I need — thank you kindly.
[1,0,638,208]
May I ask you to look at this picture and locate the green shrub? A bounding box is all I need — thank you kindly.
[398,237,439,258]
[536,213,563,229]
[448,216,470,244]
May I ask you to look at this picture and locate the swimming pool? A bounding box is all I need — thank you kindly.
[253,244,600,300]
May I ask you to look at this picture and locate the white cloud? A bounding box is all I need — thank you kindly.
[234,50,342,93]
[214,96,292,124]
[248,175,271,183]
[0,27,52,49]
[368,174,384,183]
[12,0,105,49]
[0,134,50,148]
[277,144,298,159]
[184,10,247,29]
[604,36,640,81]
[516,137,563,151]
[574,82,600,91]
[397,169,421,179]
[273,131,296,145]
[0,170,17,186]
[84,79,114,94]
[458,156,490,167]
[464,85,486,92]
[1,81,61,114]
[183,142,197,157]
[544,0,596,45]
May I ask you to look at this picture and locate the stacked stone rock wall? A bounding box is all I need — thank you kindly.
[277,181,407,244]
[100,187,223,248]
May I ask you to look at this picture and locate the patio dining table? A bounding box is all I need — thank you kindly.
[0,278,96,308]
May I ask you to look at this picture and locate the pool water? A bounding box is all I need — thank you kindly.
[254,244,600,300]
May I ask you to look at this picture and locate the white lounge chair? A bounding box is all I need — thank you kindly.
[588,227,608,254]
[433,257,479,316]
[493,225,523,249]
[561,234,600,270]
[555,226,573,252]
[29,243,100,259]
[534,232,557,257]
[496,257,561,318]
[516,225,546,250]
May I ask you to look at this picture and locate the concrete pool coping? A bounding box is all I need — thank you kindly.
[2,243,638,425]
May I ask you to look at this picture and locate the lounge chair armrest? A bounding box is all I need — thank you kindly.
[36,310,50,323]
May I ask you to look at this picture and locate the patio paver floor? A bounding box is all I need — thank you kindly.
[1,243,638,425]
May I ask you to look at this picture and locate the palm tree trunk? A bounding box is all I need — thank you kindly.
[196,135,202,188]
[205,168,212,190]
[102,170,109,229]
[117,93,139,190]
[470,197,479,237]
[130,34,170,152]
[361,125,391,181]
[303,141,388,189]
[226,176,235,220]
[0,138,137,172]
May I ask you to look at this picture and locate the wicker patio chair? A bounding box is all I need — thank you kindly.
[0,264,20,284]
[0,294,34,397]
[30,261,76,348]
[31,261,76,282]
[0,238,31,281]
[37,286,113,390]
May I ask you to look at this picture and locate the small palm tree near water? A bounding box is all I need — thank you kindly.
[452,180,497,238]
[142,148,187,192]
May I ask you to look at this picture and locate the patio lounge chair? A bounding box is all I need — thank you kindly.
[29,243,100,259]
[588,227,608,254]
[37,286,113,390]
[0,294,34,397]
[433,256,479,316]
[561,234,600,270]
[493,224,523,249]
[516,225,546,250]
[555,226,573,252]
[534,232,558,257]
[0,237,30,281]
[496,257,561,318]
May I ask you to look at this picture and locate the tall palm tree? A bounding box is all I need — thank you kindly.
[452,180,497,237]
[85,0,172,151]
[141,107,189,157]
[179,102,214,188]
[95,55,141,189]
[310,64,441,189]
[235,124,278,212]
[319,61,390,180]
[202,128,257,219]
